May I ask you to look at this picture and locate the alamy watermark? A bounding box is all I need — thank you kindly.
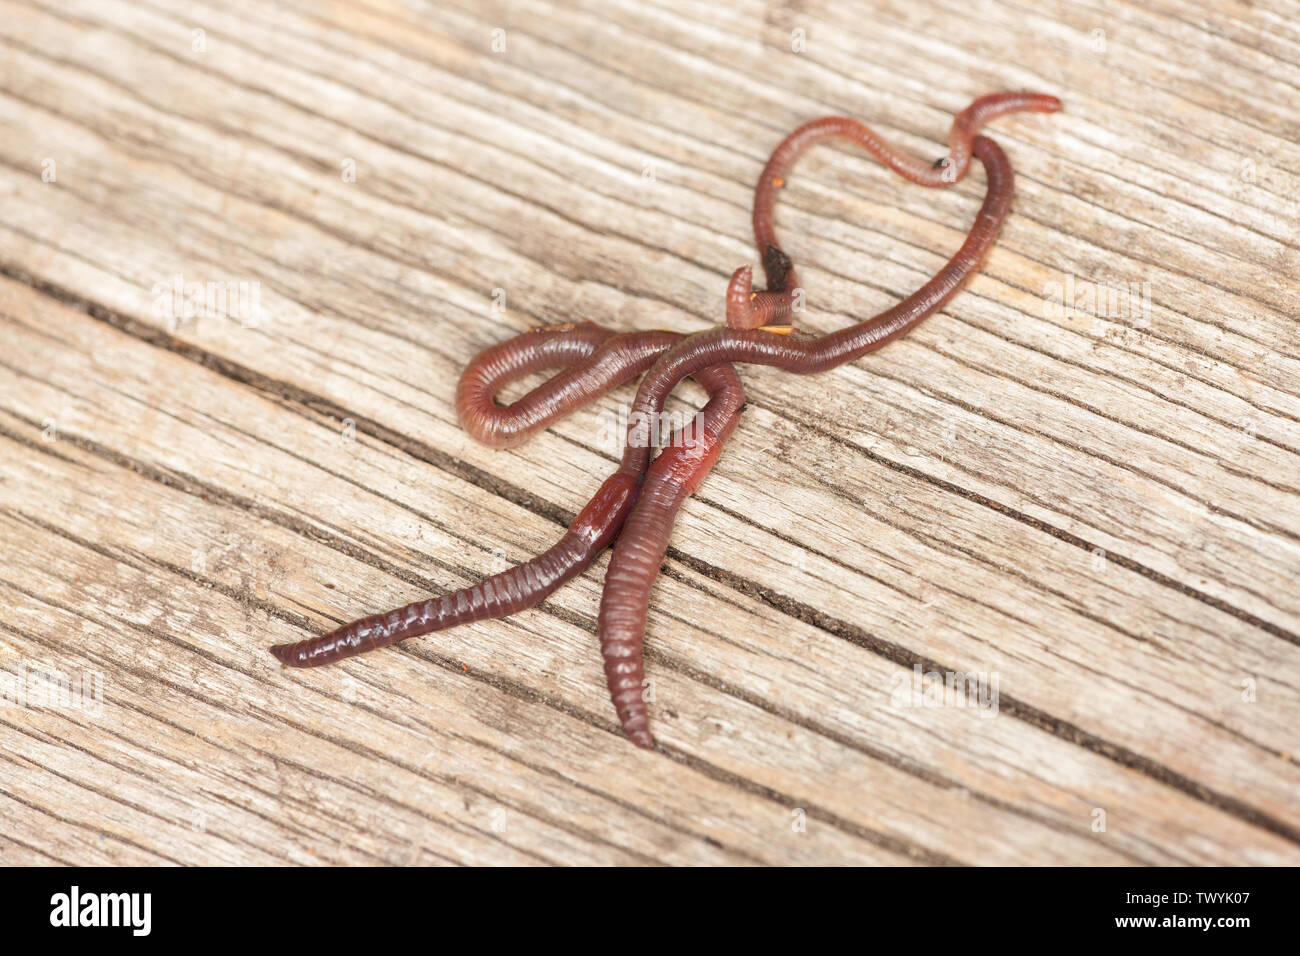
[50,886,150,936]
[1042,273,1151,328]
[594,406,707,455]
[151,274,262,332]
[0,662,104,716]
[889,663,999,717]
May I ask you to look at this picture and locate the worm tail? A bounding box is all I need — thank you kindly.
[271,473,638,667]
[597,364,745,747]
[597,475,688,748]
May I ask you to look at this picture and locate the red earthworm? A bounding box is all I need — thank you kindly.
[267,469,639,667]
[599,368,744,747]
[602,130,1045,747]
[269,324,743,666]
[628,134,1018,461]
[455,322,681,448]
[726,92,1060,330]
[274,91,1061,752]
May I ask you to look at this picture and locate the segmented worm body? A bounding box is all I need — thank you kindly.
[600,136,1021,744]
[726,92,1059,330]
[599,94,1059,746]
[597,358,743,748]
[270,326,741,667]
[272,92,1061,750]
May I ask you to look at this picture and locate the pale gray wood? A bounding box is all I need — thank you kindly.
[0,0,1296,864]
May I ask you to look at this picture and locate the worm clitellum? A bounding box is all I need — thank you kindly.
[271,92,1062,749]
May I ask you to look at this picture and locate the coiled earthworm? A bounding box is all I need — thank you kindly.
[272,91,1061,751]
[726,92,1060,330]
[269,324,743,666]
[601,135,1022,746]
[455,323,679,449]
[603,102,1058,747]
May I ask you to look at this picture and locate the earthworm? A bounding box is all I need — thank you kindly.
[602,132,1032,746]
[455,323,680,449]
[273,91,1061,752]
[726,92,1060,330]
[599,366,744,747]
[269,324,742,666]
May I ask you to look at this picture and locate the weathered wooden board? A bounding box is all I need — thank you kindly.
[0,0,1297,865]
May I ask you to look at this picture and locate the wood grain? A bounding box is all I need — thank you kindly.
[0,0,1297,865]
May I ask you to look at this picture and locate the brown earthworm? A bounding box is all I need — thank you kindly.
[602,126,1056,747]
[454,323,680,449]
[272,92,1061,752]
[269,324,743,666]
[726,92,1060,330]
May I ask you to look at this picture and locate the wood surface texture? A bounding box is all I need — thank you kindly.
[1,0,1297,865]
